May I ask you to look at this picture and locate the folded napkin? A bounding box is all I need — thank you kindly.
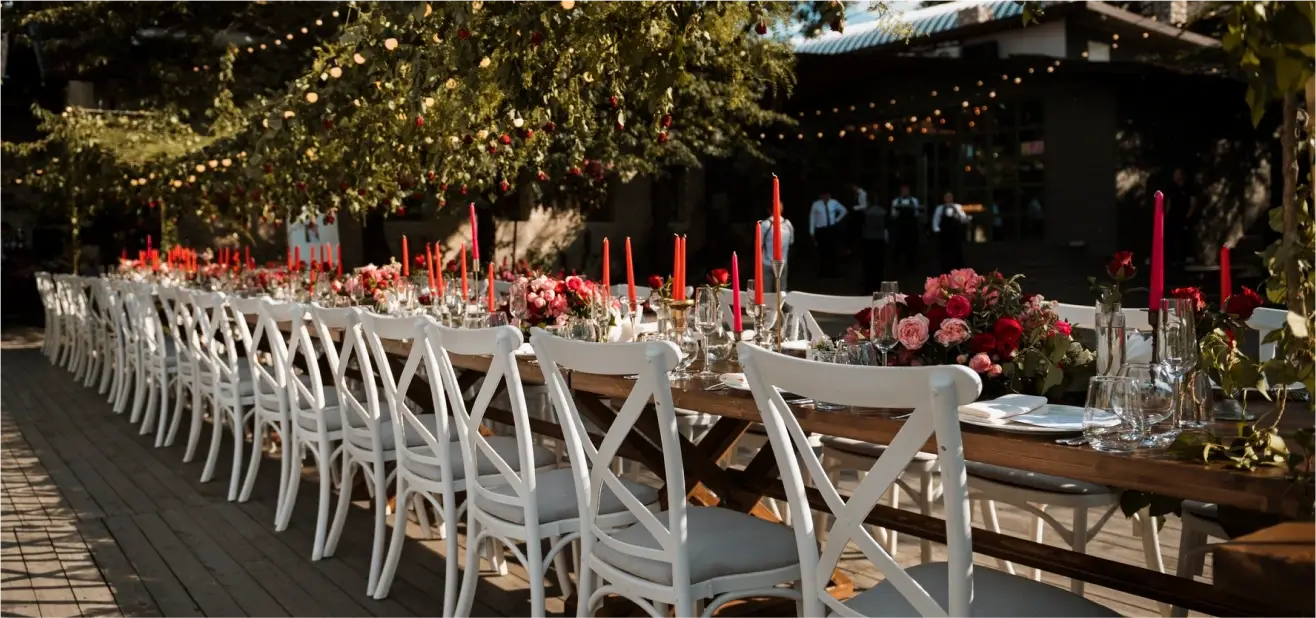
[958,394,1047,422]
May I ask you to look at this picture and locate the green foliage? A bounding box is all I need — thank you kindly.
[1208,1,1316,126]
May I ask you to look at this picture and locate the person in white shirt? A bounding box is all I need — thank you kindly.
[759,215,794,292]
[808,190,847,278]
[933,191,972,271]
[889,183,922,275]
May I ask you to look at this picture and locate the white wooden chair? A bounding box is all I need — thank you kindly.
[531,329,801,617]
[108,279,140,417]
[230,296,300,514]
[127,284,176,446]
[1054,302,1153,331]
[276,303,348,562]
[35,273,60,361]
[1170,501,1228,617]
[157,286,205,451]
[122,283,155,427]
[371,320,559,616]
[737,343,1121,616]
[1247,306,1290,363]
[190,291,257,501]
[780,291,870,342]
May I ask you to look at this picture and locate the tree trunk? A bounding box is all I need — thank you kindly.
[1281,94,1301,313]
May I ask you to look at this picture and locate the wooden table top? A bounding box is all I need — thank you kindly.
[436,346,1308,518]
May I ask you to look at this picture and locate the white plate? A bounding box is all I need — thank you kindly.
[959,404,1116,435]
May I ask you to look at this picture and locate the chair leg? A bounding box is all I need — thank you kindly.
[140,378,159,435]
[227,408,246,501]
[550,535,575,600]
[153,378,171,448]
[374,481,411,601]
[165,381,186,447]
[1171,521,1209,618]
[275,443,304,532]
[1136,510,1171,616]
[980,500,1016,575]
[201,406,225,483]
[240,420,267,503]
[1069,507,1089,595]
[183,390,205,463]
[321,447,351,559]
[886,477,900,557]
[366,463,388,597]
[918,468,935,565]
[454,511,482,617]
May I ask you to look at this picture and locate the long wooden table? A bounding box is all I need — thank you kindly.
[269,316,1309,616]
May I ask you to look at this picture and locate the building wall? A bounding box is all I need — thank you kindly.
[964,20,1068,59]
[1043,78,1118,255]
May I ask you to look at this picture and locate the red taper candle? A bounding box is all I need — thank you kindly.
[731,252,743,332]
[772,175,782,261]
[401,235,409,277]
[625,237,636,306]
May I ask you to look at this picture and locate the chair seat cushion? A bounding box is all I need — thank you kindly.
[593,506,799,586]
[1181,500,1217,520]
[475,467,658,525]
[966,461,1110,495]
[821,436,938,462]
[841,562,1121,617]
[407,436,556,482]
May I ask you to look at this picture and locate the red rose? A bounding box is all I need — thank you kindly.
[945,294,972,319]
[1170,287,1207,313]
[1224,286,1263,321]
[1107,251,1136,279]
[996,335,1020,357]
[854,307,873,329]
[1054,320,1073,337]
[903,294,927,315]
[926,305,948,333]
[970,332,997,354]
[992,316,1024,343]
[707,268,730,286]
[647,275,665,289]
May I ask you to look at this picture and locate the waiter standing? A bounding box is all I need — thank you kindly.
[809,189,847,278]
[933,191,971,271]
[889,183,922,275]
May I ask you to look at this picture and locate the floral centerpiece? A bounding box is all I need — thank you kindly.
[336,262,406,309]
[846,268,1094,398]
[705,268,730,290]
[503,273,611,334]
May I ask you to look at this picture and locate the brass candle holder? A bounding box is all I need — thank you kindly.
[771,259,785,350]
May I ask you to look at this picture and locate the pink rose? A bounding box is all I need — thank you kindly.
[934,318,972,346]
[968,352,992,373]
[988,364,1003,378]
[550,295,568,313]
[948,268,982,294]
[565,276,585,293]
[541,288,556,302]
[896,314,930,350]
[531,296,547,309]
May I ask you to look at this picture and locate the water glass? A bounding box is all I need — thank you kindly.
[693,287,723,377]
[1180,370,1215,429]
[669,325,701,378]
[811,348,849,411]
[1083,376,1144,452]
[1158,298,1200,428]
[486,312,510,328]
[871,282,900,366]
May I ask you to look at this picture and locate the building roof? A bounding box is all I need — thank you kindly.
[793,0,1218,56]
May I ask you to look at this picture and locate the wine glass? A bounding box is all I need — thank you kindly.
[1158,298,1201,429]
[693,287,723,378]
[1118,362,1177,447]
[871,281,901,366]
[1084,375,1143,452]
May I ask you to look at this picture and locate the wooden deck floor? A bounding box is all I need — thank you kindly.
[1,330,1210,617]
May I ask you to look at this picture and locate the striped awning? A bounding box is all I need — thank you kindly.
[794,0,1026,55]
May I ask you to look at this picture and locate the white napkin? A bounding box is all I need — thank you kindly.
[1126,332,1153,365]
[958,394,1047,422]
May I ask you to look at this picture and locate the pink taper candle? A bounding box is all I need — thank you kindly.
[1220,245,1231,302]
[1149,191,1164,312]
[731,252,743,332]
[401,235,409,277]
[625,237,636,306]
[469,203,480,265]
[771,175,782,261]
[754,221,764,304]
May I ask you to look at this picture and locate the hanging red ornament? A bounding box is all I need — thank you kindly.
[755,21,768,35]
[457,28,470,39]
[542,121,556,133]
[522,128,535,140]
[537,170,549,181]
[415,115,425,127]
[323,119,334,129]
[296,181,307,191]
[609,95,619,108]
[498,180,510,193]
[440,182,449,191]
[568,166,582,176]
[324,210,336,224]
[661,114,673,128]
[615,121,625,131]
[397,206,407,216]
[499,133,512,145]
[657,131,670,143]
[263,164,273,173]
[426,170,436,182]
[357,188,366,197]
[530,31,543,45]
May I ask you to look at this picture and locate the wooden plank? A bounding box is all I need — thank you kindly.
[157,507,290,617]
[75,519,162,617]
[1215,522,1316,616]
[102,514,203,618]
[130,511,246,617]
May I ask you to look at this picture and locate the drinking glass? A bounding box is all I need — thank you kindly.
[844,342,875,366]
[486,312,510,328]
[693,287,723,378]
[703,328,734,374]
[1158,298,1201,428]
[811,348,849,411]
[1083,375,1144,452]
[670,325,701,378]
[871,281,901,366]
[1118,362,1177,447]
[1181,370,1215,429]
[567,316,599,342]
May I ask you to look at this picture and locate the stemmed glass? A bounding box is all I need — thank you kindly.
[1118,362,1176,447]
[693,287,723,378]
[871,281,901,366]
[1158,298,1201,429]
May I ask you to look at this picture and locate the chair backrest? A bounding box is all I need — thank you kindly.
[286,302,339,437]
[717,287,782,330]
[228,295,278,400]
[358,312,455,477]
[427,322,544,520]
[529,330,690,601]
[189,290,243,387]
[1246,306,1288,362]
[1053,302,1153,331]
[157,286,194,367]
[782,291,871,341]
[737,343,981,617]
[307,305,384,447]
[253,297,302,400]
[128,284,168,367]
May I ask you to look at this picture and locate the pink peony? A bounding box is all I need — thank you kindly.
[922,277,944,306]
[968,352,992,373]
[934,318,972,346]
[948,268,982,294]
[896,314,930,350]
[988,364,1003,377]
[541,288,556,302]
[550,295,568,313]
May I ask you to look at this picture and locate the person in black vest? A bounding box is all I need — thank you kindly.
[933,191,971,272]
[888,183,922,275]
